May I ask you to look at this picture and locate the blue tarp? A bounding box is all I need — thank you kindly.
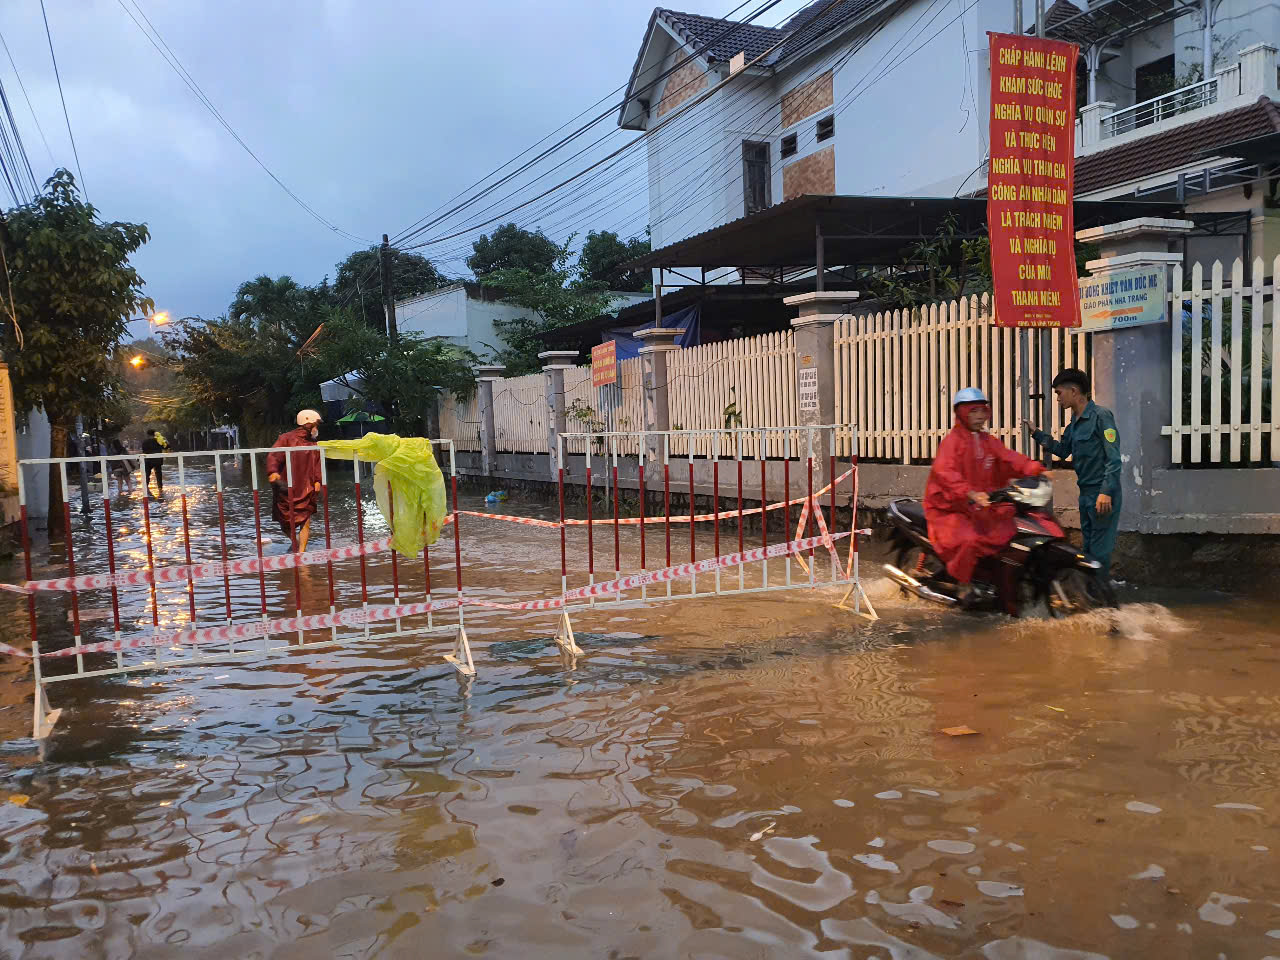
[607,304,700,361]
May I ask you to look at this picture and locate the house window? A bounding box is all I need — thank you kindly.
[781,133,798,158]
[816,115,834,142]
[742,140,771,216]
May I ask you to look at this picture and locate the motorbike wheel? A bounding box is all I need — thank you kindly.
[896,544,946,596]
[1046,569,1110,618]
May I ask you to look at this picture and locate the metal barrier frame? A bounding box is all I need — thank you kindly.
[17,439,472,742]
[552,424,875,656]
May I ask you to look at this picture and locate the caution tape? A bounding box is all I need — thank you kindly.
[457,467,856,528]
[0,536,394,596]
[0,531,848,661]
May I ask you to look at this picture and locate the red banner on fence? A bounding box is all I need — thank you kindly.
[987,32,1080,328]
[591,340,618,387]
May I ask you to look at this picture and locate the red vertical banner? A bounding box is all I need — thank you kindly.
[987,32,1080,328]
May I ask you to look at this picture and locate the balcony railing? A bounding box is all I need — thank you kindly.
[1103,77,1219,138]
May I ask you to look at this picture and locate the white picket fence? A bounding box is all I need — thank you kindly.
[439,392,481,451]
[1166,257,1278,464]
[492,371,549,454]
[665,330,796,458]
[835,295,1093,461]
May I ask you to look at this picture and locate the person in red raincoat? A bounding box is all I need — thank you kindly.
[266,409,323,552]
[924,388,1045,596]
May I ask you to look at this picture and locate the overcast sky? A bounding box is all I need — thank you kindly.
[1,0,817,339]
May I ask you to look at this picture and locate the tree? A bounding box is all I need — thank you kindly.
[333,246,450,331]
[577,230,651,292]
[0,170,151,536]
[466,223,560,279]
[309,312,476,432]
[163,309,326,445]
[482,243,613,375]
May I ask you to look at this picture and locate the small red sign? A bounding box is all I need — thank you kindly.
[987,32,1081,328]
[591,340,617,388]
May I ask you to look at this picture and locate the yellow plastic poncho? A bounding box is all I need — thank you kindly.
[319,433,447,557]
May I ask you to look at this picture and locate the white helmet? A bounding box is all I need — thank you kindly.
[952,387,989,407]
[296,409,323,426]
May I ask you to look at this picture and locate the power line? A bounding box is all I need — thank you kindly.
[39,0,86,197]
[115,0,369,244]
[391,0,793,250]
[0,30,54,167]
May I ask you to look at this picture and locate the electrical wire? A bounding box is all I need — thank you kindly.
[115,0,368,244]
[389,0,776,248]
[0,30,54,167]
[391,0,796,250]
[39,0,86,197]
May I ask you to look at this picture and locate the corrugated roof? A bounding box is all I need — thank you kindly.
[1076,97,1280,195]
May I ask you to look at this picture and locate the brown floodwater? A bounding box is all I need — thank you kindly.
[0,458,1277,958]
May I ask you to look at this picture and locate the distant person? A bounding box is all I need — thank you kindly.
[141,429,166,500]
[108,436,136,497]
[1027,368,1121,581]
[266,409,323,552]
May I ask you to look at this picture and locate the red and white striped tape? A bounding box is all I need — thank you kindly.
[458,467,856,529]
[0,536,394,596]
[0,530,849,661]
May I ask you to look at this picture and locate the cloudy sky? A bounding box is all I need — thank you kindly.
[1,0,817,338]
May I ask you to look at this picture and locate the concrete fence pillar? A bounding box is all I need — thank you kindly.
[539,350,579,479]
[1078,100,1114,146]
[785,291,858,480]
[1074,217,1193,531]
[636,327,683,487]
[475,364,505,478]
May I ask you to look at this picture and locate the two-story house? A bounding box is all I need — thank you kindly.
[619,0,1279,272]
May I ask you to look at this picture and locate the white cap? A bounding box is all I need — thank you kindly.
[296,409,323,426]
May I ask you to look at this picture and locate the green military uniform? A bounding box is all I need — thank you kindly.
[1031,401,1121,577]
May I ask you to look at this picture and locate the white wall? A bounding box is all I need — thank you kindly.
[1175,0,1280,78]
[835,0,987,197]
[397,286,468,341]
[16,407,50,523]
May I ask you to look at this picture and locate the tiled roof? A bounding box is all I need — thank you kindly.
[659,8,786,64]
[1075,97,1280,194]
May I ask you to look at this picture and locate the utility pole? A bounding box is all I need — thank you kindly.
[1036,0,1052,464]
[379,234,397,342]
[1014,0,1032,454]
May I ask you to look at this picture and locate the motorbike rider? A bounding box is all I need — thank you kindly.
[924,388,1046,602]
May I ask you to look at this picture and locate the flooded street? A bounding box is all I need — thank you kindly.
[0,460,1278,958]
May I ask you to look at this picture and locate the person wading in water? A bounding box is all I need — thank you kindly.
[266,409,323,552]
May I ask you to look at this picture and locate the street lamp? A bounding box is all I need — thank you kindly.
[130,354,145,368]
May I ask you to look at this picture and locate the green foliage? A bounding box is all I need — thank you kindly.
[0,169,151,431]
[467,223,560,278]
[309,312,477,431]
[577,230,651,292]
[333,246,450,330]
[482,242,613,375]
[723,387,742,430]
[863,213,991,311]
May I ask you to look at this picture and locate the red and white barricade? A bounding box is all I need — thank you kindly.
[8,440,471,742]
[5,426,874,742]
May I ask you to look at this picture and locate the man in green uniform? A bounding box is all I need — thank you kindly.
[1026,368,1122,580]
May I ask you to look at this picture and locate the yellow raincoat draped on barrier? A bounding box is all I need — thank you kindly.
[319,433,447,558]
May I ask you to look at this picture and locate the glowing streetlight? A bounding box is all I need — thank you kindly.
[130,354,145,368]
[152,311,170,326]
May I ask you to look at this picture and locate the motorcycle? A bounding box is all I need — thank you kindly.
[883,476,1115,617]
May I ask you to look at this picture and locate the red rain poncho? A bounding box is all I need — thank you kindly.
[266,426,322,538]
[924,414,1045,583]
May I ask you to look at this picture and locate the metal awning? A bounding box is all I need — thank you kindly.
[1044,0,1204,51]
[628,194,1183,272]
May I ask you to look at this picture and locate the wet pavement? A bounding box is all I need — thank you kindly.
[0,458,1277,958]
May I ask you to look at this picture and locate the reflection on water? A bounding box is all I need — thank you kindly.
[1,462,1278,957]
